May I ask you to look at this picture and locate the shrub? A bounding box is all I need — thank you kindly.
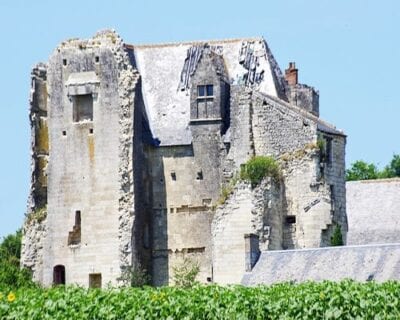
[330,225,344,246]
[26,206,47,225]
[117,265,150,288]
[240,156,280,187]
[172,257,200,288]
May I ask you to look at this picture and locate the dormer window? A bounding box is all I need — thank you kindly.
[196,84,214,118]
[198,85,213,97]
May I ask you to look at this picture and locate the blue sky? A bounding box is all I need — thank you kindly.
[0,0,399,238]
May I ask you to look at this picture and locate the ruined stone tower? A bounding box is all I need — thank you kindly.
[22,30,347,287]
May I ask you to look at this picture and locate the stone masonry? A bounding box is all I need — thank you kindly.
[21,30,347,287]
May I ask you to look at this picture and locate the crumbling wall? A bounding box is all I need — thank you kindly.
[21,63,49,283]
[212,178,283,284]
[320,133,347,244]
[281,150,333,248]
[287,84,319,116]
[36,30,141,287]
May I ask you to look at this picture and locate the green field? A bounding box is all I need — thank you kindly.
[1,280,399,319]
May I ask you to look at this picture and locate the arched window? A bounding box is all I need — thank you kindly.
[53,265,66,285]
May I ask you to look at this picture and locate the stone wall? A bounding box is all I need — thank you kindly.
[148,145,216,285]
[347,179,400,245]
[21,63,49,283]
[242,243,400,285]
[212,178,283,284]
[25,30,142,287]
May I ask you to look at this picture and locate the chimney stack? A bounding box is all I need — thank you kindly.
[285,62,298,86]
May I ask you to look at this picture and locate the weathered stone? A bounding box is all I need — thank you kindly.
[22,30,347,287]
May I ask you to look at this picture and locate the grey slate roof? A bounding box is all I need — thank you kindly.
[131,38,287,146]
[242,243,400,285]
[347,179,400,245]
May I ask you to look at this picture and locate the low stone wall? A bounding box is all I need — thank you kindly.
[242,243,400,285]
[347,179,400,245]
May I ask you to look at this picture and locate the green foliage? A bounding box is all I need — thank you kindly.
[172,257,200,288]
[0,230,35,290]
[346,154,400,181]
[217,173,240,205]
[317,137,327,161]
[240,156,280,187]
[26,206,47,225]
[330,225,344,246]
[117,265,150,288]
[380,154,400,178]
[1,281,400,319]
[346,160,380,181]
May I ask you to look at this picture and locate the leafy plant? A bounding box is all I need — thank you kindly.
[240,156,280,187]
[317,137,326,161]
[0,230,36,290]
[117,265,150,288]
[330,225,344,246]
[217,173,240,205]
[172,257,200,288]
[1,281,400,319]
[26,206,47,225]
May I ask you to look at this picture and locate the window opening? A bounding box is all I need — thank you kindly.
[73,94,93,122]
[89,273,102,288]
[68,210,81,245]
[196,85,214,119]
[286,215,296,224]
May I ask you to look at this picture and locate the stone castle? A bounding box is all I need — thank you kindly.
[21,30,348,287]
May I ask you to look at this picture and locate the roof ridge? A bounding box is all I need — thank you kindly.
[127,36,263,49]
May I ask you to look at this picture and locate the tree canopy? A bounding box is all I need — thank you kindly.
[346,154,400,181]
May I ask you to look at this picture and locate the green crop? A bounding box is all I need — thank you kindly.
[1,280,399,319]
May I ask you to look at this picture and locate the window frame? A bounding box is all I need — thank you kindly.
[196,84,214,119]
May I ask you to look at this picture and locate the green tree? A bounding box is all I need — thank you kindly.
[345,161,379,181]
[380,154,400,178]
[0,229,35,289]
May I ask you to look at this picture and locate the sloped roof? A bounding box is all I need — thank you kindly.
[131,38,287,145]
[347,179,400,245]
[242,243,400,285]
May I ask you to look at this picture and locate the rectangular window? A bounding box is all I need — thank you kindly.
[73,94,93,122]
[286,215,296,224]
[196,85,214,119]
[89,273,102,288]
[197,85,214,98]
[206,84,213,96]
[198,85,206,97]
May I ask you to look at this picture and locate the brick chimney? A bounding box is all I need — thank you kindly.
[285,62,298,86]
